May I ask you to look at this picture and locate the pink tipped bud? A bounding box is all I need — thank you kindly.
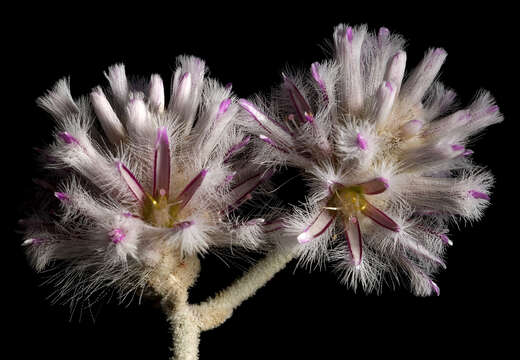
[127,95,148,134]
[109,228,126,244]
[58,131,79,145]
[346,26,353,42]
[216,98,231,120]
[54,192,69,202]
[384,51,407,95]
[173,72,192,109]
[90,87,125,144]
[451,144,465,152]
[148,74,165,112]
[356,133,368,150]
[311,62,328,102]
[374,80,396,126]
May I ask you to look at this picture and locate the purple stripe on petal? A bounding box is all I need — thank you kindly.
[417,224,453,246]
[116,161,146,202]
[58,132,79,145]
[358,177,389,195]
[344,216,363,267]
[283,75,312,123]
[357,133,368,150]
[263,218,284,233]
[153,127,171,198]
[238,99,293,136]
[451,144,464,152]
[297,209,336,244]
[171,220,194,231]
[223,135,251,163]
[226,193,253,213]
[311,62,329,102]
[176,169,208,209]
[401,237,446,268]
[259,134,289,153]
[54,192,69,202]
[487,105,499,114]
[468,190,490,200]
[361,201,400,232]
[229,169,274,205]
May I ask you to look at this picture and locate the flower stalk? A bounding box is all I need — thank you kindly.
[148,245,296,359]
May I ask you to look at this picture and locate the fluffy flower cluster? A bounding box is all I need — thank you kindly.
[22,24,502,300]
[239,24,502,295]
[22,56,275,302]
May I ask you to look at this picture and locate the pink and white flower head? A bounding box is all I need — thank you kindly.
[239,24,502,296]
[22,56,272,302]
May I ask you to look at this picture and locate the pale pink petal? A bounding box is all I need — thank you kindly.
[297,209,336,244]
[361,201,399,232]
[357,177,389,195]
[176,169,208,209]
[228,169,273,207]
[400,237,446,268]
[223,136,251,163]
[259,134,289,153]
[153,127,171,198]
[282,74,312,122]
[263,218,284,233]
[344,216,362,267]
[116,161,146,202]
[238,99,293,136]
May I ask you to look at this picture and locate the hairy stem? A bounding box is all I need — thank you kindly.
[151,245,297,359]
[169,302,200,360]
[192,246,297,331]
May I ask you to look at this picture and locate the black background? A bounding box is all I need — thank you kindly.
[4,5,516,359]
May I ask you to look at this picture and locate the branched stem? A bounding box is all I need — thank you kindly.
[150,245,297,359]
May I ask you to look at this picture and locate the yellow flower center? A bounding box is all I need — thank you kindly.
[143,193,183,227]
[327,185,368,219]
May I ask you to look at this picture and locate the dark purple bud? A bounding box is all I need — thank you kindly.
[468,190,490,200]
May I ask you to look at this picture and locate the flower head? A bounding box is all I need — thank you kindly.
[22,56,272,303]
[239,24,502,295]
